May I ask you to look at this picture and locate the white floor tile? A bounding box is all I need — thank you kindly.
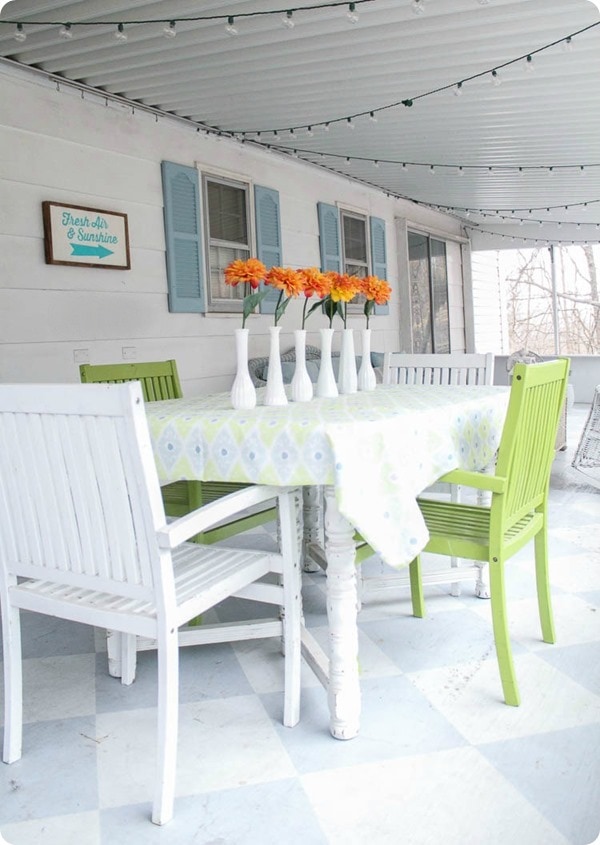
[96,695,297,808]
[408,652,600,744]
[301,746,570,845]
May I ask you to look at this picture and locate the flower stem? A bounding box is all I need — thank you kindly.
[274,289,284,326]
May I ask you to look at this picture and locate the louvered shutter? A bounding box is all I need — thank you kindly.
[254,185,282,315]
[161,161,206,313]
[317,202,341,272]
[370,216,389,315]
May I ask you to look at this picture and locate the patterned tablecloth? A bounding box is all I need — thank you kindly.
[147,384,510,570]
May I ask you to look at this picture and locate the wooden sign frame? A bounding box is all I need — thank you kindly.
[42,201,131,270]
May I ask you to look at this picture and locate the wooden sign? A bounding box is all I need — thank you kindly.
[42,202,131,270]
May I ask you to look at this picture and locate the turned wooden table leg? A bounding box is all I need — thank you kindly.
[323,485,361,739]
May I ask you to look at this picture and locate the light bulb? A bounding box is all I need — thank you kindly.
[454,82,463,96]
[14,23,27,42]
[273,130,281,141]
[373,160,380,168]
[369,111,378,122]
[163,21,176,38]
[478,0,491,5]
[114,23,127,42]
[491,69,501,86]
[282,11,294,29]
[225,16,238,35]
[412,0,425,15]
[562,36,573,52]
[347,118,354,129]
[429,165,435,174]
[548,167,554,177]
[306,126,313,136]
[525,55,534,72]
[347,3,359,23]
[324,122,330,132]
[59,23,73,39]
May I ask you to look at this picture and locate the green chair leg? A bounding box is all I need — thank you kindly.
[534,520,556,644]
[489,557,520,706]
[409,556,426,618]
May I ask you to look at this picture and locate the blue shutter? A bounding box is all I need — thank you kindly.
[161,161,206,313]
[370,216,389,315]
[254,185,282,315]
[317,202,341,272]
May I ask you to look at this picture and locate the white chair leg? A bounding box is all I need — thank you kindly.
[1,603,23,764]
[474,486,492,599]
[302,486,322,573]
[120,634,138,686]
[106,630,122,678]
[152,627,179,826]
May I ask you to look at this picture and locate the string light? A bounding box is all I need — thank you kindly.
[225,16,238,35]
[347,3,360,23]
[465,225,598,246]
[114,23,127,42]
[13,23,26,42]
[227,21,598,136]
[1,0,376,40]
[282,11,295,29]
[163,21,177,38]
[454,82,463,96]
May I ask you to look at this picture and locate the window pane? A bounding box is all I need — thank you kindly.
[208,245,248,302]
[430,239,450,353]
[408,232,432,353]
[207,180,248,244]
[342,214,367,263]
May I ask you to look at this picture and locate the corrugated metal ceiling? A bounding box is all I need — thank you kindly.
[2,0,600,246]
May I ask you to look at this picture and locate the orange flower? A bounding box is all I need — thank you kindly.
[297,267,331,300]
[374,279,392,305]
[224,258,267,290]
[264,266,304,298]
[329,273,362,303]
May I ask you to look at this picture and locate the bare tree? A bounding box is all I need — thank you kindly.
[504,246,600,354]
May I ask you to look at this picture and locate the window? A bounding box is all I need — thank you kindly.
[408,231,450,353]
[341,210,369,278]
[162,160,282,315]
[202,174,251,310]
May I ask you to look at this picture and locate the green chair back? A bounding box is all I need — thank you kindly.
[80,360,182,402]
[494,359,569,529]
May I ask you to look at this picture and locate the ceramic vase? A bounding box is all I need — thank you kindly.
[357,328,377,391]
[290,329,313,402]
[230,327,257,410]
[264,325,288,406]
[316,328,339,399]
[338,328,358,394]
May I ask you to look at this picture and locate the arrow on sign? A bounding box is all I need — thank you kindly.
[70,244,114,259]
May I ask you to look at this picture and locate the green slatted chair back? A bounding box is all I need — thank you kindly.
[494,359,569,529]
[80,361,182,402]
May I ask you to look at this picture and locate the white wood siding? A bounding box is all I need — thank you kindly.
[1,64,469,395]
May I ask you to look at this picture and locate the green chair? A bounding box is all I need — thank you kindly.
[79,360,277,543]
[407,359,569,706]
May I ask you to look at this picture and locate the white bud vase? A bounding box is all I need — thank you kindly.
[338,328,358,394]
[264,325,288,406]
[316,328,338,399]
[231,327,257,410]
[291,329,313,402]
[357,328,377,391]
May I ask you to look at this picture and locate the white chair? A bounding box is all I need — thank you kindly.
[358,352,495,601]
[0,382,302,826]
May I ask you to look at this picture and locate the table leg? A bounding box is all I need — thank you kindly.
[323,485,361,739]
[302,486,322,572]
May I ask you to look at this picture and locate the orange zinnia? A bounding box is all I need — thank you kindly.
[224,258,267,290]
[329,273,361,303]
[297,267,331,299]
[264,266,304,298]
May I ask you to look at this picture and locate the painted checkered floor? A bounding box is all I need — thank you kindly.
[1,407,599,845]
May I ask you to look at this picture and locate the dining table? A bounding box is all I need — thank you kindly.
[146,382,510,740]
